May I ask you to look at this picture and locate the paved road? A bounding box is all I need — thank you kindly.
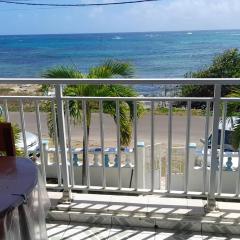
[8,112,212,147]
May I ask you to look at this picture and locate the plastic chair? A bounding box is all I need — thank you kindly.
[0,122,16,156]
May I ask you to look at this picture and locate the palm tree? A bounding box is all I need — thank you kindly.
[43,60,144,184]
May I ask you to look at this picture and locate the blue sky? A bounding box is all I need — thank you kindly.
[0,0,240,35]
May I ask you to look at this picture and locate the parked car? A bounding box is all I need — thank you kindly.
[17,131,40,154]
[0,106,3,116]
[200,117,240,152]
[200,117,240,167]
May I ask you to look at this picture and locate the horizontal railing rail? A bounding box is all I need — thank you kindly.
[0,96,54,100]
[1,78,240,85]
[62,96,214,101]
[1,78,240,210]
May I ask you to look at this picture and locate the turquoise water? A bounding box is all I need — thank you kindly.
[1,30,240,94]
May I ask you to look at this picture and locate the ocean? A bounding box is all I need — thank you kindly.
[1,30,240,95]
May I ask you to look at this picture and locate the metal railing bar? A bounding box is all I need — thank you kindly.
[236,149,240,196]
[133,100,138,190]
[1,78,240,85]
[218,102,227,195]
[0,95,214,103]
[208,84,222,210]
[55,85,71,199]
[151,101,155,191]
[3,100,9,122]
[0,96,54,100]
[51,101,62,186]
[99,100,106,188]
[203,101,210,194]
[35,100,46,184]
[66,100,74,187]
[82,100,90,188]
[47,183,240,199]
[116,100,122,190]
[184,100,191,193]
[221,98,240,102]
[19,100,28,157]
[19,100,28,156]
[62,96,213,101]
[167,102,172,192]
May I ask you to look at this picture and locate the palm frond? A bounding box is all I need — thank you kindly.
[88,60,134,78]
[42,66,84,78]
[226,89,240,117]
[41,66,84,95]
[103,59,134,77]
[43,60,140,147]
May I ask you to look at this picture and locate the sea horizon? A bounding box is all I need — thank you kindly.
[1,28,240,37]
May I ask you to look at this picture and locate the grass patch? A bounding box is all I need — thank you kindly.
[154,107,207,116]
[0,88,14,95]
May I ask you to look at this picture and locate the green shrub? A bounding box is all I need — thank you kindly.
[181,49,240,106]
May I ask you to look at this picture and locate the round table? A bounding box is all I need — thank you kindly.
[0,157,38,216]
[0,157,49,240]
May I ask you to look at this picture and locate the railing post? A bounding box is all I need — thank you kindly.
[55,84,72,202]
[137,142,145,189]
[42,140,49,168]
[206,84,221,211]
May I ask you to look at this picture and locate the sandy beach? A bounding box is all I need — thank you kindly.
[0,84,41,94]
[8,112,212,148]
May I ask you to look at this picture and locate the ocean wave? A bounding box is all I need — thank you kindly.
[145,34,158,38]
[112,36,123,40]
[186,32,192,35]
[231,33,240,36]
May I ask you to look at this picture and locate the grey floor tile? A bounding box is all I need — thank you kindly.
[47,222,70,240]
[108,227,156,240]
[155,230,203,240]
[47,222,240,240]
[202,233,240,240]
[61,224,110,240]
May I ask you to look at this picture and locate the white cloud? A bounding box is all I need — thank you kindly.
[120,0,240,31]
[88,7,103,18]
[1,0,240,34]
[87,0,240,32]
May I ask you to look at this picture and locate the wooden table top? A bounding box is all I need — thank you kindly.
[0,157,37,216]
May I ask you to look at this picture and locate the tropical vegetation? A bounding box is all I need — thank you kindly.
[181,48,240,149]
[181,48,240,98]
[42,60,144,184]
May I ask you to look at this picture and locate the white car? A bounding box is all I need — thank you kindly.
[17,131,39,153]
[200,117,240,168]
[201,117,240,152]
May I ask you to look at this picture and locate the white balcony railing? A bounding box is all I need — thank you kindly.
[1,78,240,210]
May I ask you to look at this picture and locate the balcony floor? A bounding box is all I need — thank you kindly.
[47,191,240,237]
[47,221,240,239]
